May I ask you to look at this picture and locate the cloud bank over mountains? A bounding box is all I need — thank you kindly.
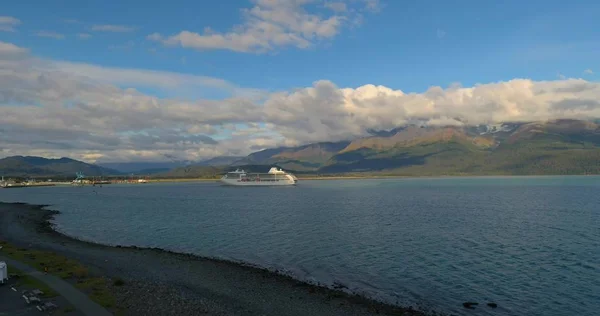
[1,40,599,163]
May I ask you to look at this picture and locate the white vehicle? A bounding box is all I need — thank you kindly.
[0,261,7,284]
[220,167,298,186]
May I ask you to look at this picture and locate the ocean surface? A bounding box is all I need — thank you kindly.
[1,176,599,316]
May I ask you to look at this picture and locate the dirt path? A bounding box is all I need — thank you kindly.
[0,256,112,316]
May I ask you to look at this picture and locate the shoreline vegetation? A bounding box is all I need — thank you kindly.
[0,241,118,312]
[0,202,437,316]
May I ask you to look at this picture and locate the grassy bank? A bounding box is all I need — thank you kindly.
[9,266,58,298]
[0,240,123,314]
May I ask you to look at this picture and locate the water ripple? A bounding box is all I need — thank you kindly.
[1,176,599,316]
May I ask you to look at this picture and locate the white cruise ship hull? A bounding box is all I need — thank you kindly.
[220,177,296,186]
[220,167,298,186]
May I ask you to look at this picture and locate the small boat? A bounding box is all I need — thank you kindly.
[220,167,298,186]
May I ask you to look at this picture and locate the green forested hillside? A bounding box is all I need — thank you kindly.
[318,120,600,176]
[0,156,120,177]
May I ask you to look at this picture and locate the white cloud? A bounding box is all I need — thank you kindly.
[148,0,378,53]
[46,59,260,98]
[263,79,600,144]
[362,0,381,12]
[2,40,600,162]
[0,41,28,55]
[324,2,347,12]
[0,41,267,162]
[35,31,66,39]
[584,69,593,75]
[91,24,136,32]
[0,16,21,32]
[77,33,92,39]
[146,33,162,41]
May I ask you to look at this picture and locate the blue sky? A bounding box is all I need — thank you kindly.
[2,0,597,93]
[1,0,599,162]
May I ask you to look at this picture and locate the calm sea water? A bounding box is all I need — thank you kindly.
[2,177,599,315]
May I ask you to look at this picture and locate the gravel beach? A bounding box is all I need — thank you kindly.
[0,202,434,316]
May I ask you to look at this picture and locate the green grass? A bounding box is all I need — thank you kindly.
[9,267,58,298]
[0,243,85,279]
[75,277,116,308]
[0,240,119,311]
[325,139,600,176]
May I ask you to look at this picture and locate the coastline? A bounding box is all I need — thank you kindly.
[0,202,435,316]
[153,174,599,183]
[10,174,597,188]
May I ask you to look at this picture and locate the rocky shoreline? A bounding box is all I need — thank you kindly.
[0,202,438,316]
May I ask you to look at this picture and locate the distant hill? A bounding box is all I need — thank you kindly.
[154,165,224,178]
[0,156,120,177]
[317,119,600,175]
[225,119,600,176]
[98,161,189,174]
[231,141,351,171]
[196,156,244,166]
[99,156,244,174]
[7,119,600,178]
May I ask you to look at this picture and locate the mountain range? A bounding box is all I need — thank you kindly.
[163,118,600,177]
[97,156,245,174]
[2,119,600,178]
[0,156,119,178]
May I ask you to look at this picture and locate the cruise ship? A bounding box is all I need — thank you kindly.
[220,167,298,186]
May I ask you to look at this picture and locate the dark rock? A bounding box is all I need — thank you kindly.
[463,302,478,309]
[487,302,498,308]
